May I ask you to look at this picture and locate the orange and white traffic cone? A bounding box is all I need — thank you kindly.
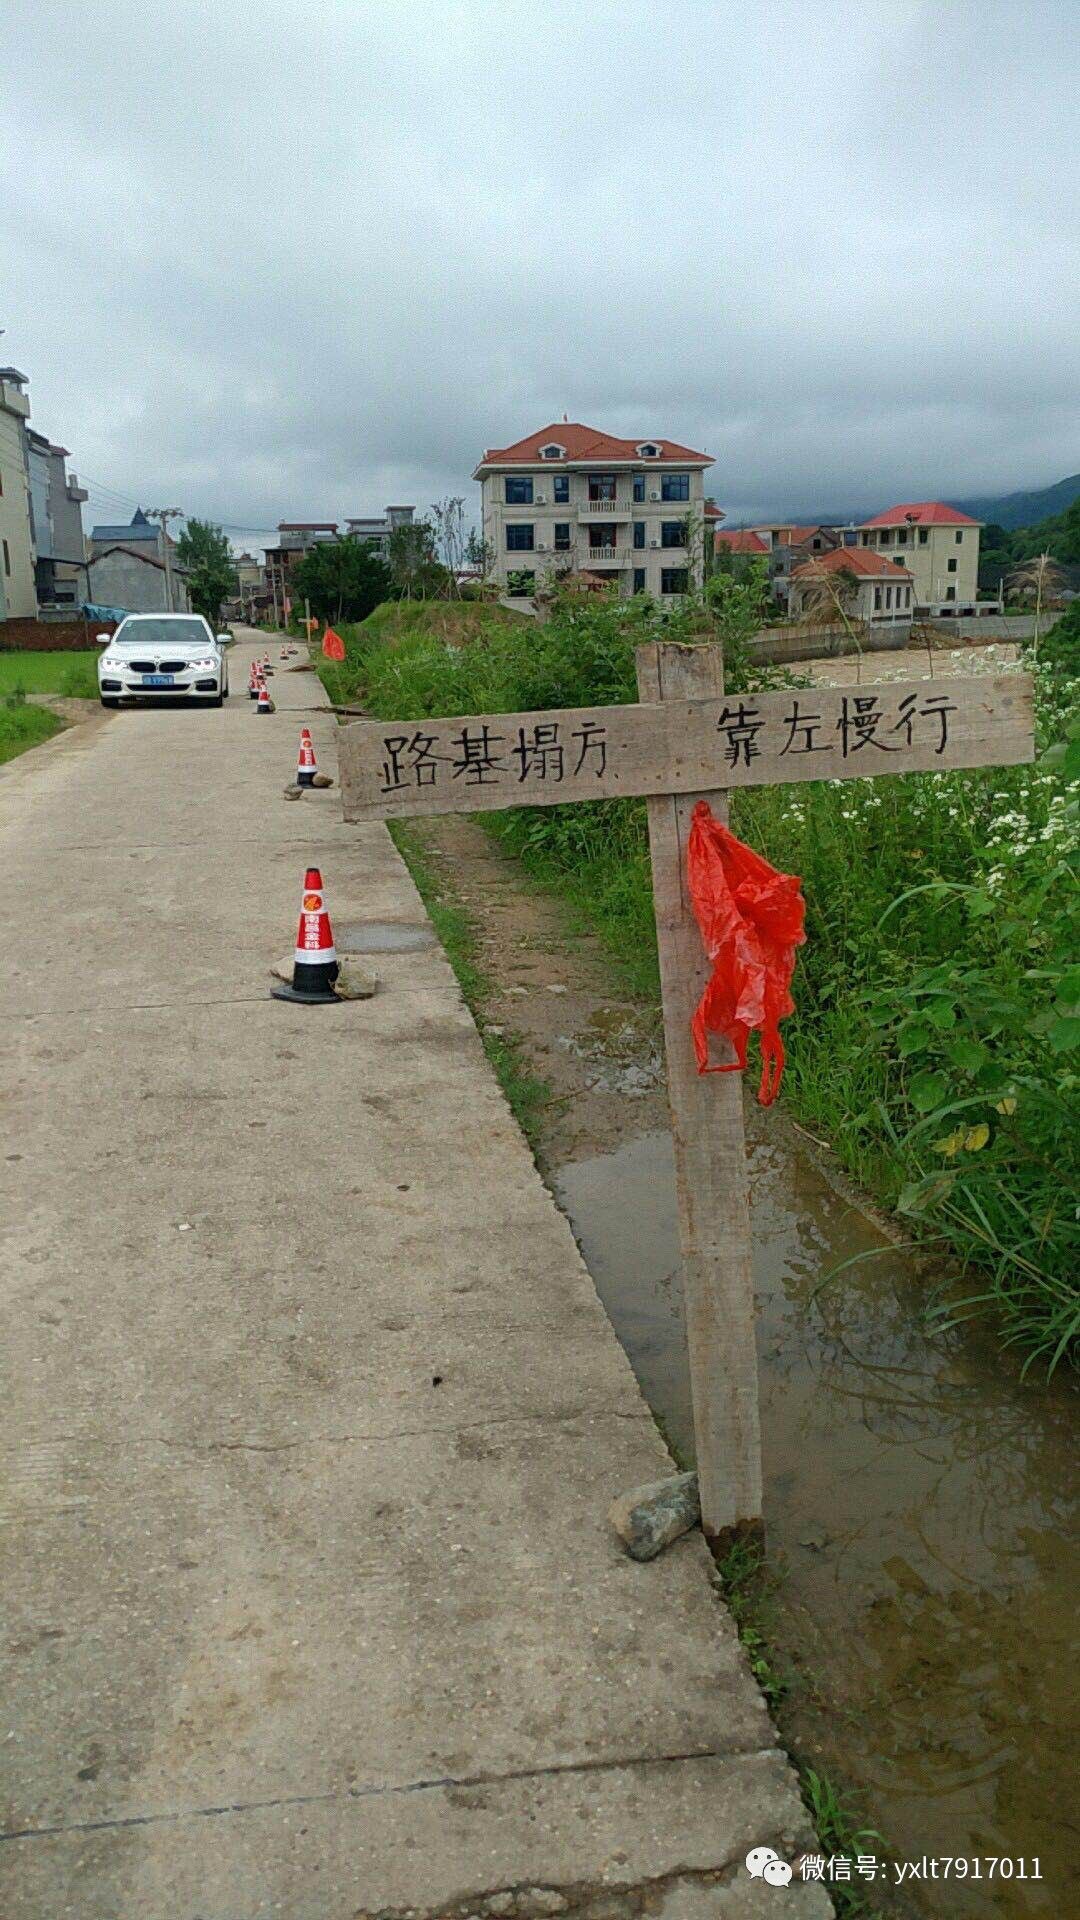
[256,682,274,715]
[248,661,260,699]
[271,868,340,1004]
[296,727,317,786]
[262,649,273,677]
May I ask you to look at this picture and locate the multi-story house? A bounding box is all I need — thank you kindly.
[27,429,88,607]
[789,545,915,625]
[473,422,713,598]
[342,505,416,555]
[856,502,981,613]
[0,367,38,620]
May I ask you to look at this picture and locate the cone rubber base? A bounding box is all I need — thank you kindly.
[297,771,315,786]
[271,982,341,1005]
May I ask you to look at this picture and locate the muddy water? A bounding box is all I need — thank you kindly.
[553,1120,1078,1917]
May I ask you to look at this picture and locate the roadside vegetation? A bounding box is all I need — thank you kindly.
[0,692,66,764]
[322,585,1080,1373]
[0,650,98,699]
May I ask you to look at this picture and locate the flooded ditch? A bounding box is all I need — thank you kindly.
[404,816,1078,1918]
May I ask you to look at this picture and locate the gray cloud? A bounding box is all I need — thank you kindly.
[4,0,1078,546]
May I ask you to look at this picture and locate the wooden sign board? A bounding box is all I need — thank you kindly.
[337,650,1035,1544]
[340,674,1034,822]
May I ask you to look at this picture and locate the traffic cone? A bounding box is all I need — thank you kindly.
[262,649,273,677]
[297,727,317,786]
[271,868,340,1004]
[248,661,259,700]
[256,682,274,715]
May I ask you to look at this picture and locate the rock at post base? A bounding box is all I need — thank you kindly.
[608,1471,700,1562]
[332,957,378,1000]
[282,783,305,800]
[310,772,334,788]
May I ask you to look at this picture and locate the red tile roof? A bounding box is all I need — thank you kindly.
[792,547,913,581]
[477,422,712,467]
[715,529,769,554]
[859,501,980,528]
[703,500,725,521]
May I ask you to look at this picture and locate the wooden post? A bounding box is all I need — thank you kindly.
[635,640,761,1543]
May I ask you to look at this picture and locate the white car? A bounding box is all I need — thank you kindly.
[97,613,231,707]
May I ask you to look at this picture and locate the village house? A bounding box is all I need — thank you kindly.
[342,505,416,555]
[788,544,915,625]
[856,501,981,613]
[27,429,88,608]
[0,368,38,620]
[86,544,191,613]
[474,422,713,598]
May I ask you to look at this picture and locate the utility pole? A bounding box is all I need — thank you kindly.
[148,507,183,611]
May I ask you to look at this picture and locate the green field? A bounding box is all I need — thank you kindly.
[0,698,66,765]
[0,650,99,699]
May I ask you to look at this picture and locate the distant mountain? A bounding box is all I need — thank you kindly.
[955,474,1080,530]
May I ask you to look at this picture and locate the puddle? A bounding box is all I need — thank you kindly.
[337,921,437,953]
[553,1122,1078,1917]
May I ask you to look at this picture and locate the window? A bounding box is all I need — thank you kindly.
[860,532,870,546]
[879,531,892,546]
[660,473,689,501]
[661,520,685,548]
[553,474,570,503]
[506,523,535,551]
[633,568,647,594]
[2,538,9,575]
[945,585,956,600]
[633,474,645,502]
[539,444,564,459]
[505,476,533,504]
[885,586,892,609]
[660,567,689,595]
[874,586,882,611]
[637,442,661,458]
[947,557,957,572]
[896,529,908,545]
[904,587,911,607]
[588,473,617,501]
[633,521,646,549]
[554,523,571,551]
[955,529,964,543]
[918,528,929,545]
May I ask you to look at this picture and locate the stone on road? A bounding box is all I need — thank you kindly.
[0,632,828,1916]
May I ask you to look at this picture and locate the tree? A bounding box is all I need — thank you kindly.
[465,527,496,578]
[1008,551,1065,660]
[175,519,235,631]
[430,496,469,595]
[387,518,444,598]
[292,536,392,623]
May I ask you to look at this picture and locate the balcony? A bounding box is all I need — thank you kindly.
[583,545,633,567]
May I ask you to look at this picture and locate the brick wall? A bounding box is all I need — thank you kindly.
[0,618,117,652]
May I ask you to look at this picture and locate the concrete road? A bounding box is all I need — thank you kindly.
[1,632,829,1917]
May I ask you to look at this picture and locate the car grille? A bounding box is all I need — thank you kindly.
[128,658,191,673]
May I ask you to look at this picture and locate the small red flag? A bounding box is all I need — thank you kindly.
[322,626,345,661]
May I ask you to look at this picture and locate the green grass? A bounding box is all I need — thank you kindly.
[388,819,553,1144]
[0,650,99,699]
[0,697,66,765]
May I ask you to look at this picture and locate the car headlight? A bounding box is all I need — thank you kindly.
[100,655,123,669]
[188,656,217,670]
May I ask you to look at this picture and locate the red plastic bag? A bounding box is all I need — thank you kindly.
[322,626,346,661]
[686,801,806,1106]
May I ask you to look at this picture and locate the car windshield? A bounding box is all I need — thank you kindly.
[114,619,210,647]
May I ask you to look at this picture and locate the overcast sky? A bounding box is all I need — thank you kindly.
[4,0,1078,549]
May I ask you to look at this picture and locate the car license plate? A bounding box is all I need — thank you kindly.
[142,673,175,686]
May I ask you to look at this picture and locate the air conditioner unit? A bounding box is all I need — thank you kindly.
[535,493,547,504]
[649,490,661,501]
[649,539,660,548]
[537,541,548,551]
